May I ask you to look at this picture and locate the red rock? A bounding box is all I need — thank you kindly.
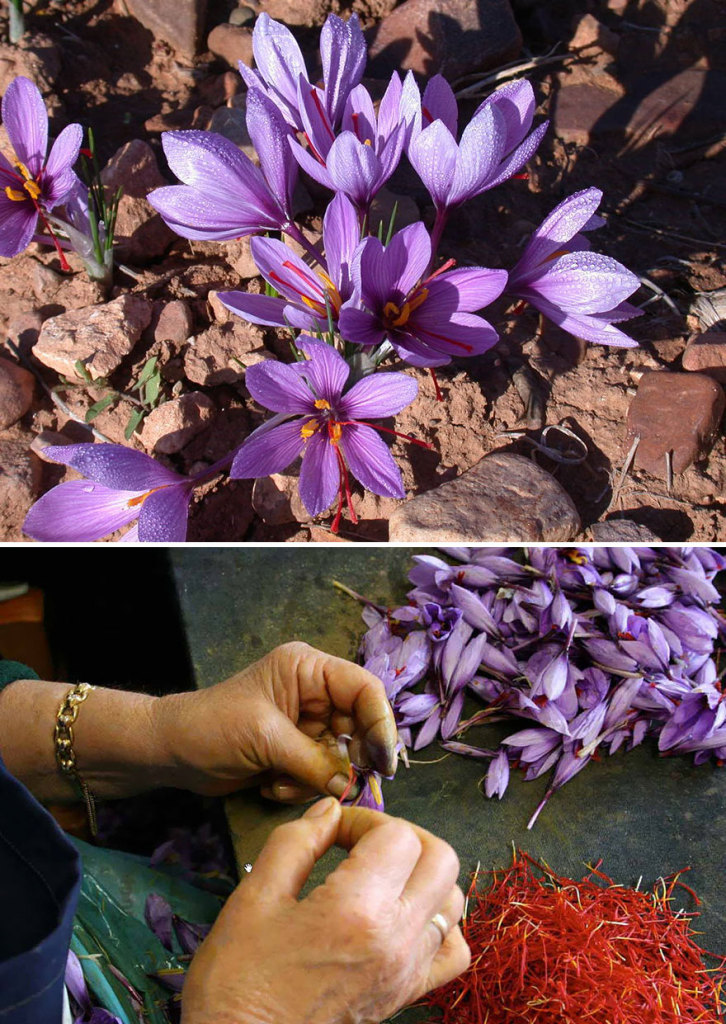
[367,0,522,80]
[570,13,619,56]
[30,430,76,462]
[0,358,34,429]
[122,0,208,56]
[155,300,194,346]
[389,452,581,541]
[553,82,623,145]
[368,188,420,235]
[140,393,216,454]
[226,237,259,279]
[208,104,254,154]
[252,471,310,525]
[207,23,254,66]
[590,519,662,543]
[0,33,60,98]
[682,331,726,384]
[626,371,725,475]
[259,0,332,26]
[184,322,271,386]
[6,309,47,356]
[229,6,256,26]
[0,439,42,542]
[34,295,153,381]
[101,140,175,264]
[625,69,726,146]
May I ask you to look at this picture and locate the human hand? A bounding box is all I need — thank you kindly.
[155,642,398,801]
[181,798,470,1024]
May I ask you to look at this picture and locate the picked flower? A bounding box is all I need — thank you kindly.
[0,76,82,262]
[231,337,422,531]
[339,222,507,367]
[239,12,366,132]
[148,88,296,240]
[218,191,359,331]
[507,187,641,347]
[22,443,220,542]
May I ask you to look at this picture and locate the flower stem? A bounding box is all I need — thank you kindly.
[285,221,327,271]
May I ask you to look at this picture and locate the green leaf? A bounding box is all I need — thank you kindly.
[143,372,161,406]
[124,408,145,440]
[135,356,158,389]
[85,394,116,422]
[74,359,93,383]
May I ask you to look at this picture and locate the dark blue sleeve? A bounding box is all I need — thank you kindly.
[0,664,81,1024]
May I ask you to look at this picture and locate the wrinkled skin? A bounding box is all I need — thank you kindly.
[182,800,470,1024]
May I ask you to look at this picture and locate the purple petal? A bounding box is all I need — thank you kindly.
[338,304,386,348]
[530,296,639,347]
[298,78,335,161]
[43,124,83,206]
[485,748,510,799]
[449,104,506,205]
[289,135,335,189]
[251,235,327,306]
[23,479,141,541]
[341,424,405,499]
[422,75,458,134]
[377,72,404,142]
[299,430,339,515]
[441,690,465,739]
[408,120,458,207]
[39,443,184,489]
[343,84,377,143]
[65,950,91,1014]
[321,13,366,127]
[529,251,640,314]
[384,221,431,299]
[231,418,305,477]
[484,120,549,190]
[476,79,535,151]
[0,190,36,257]
[219,289,311,328]
[246,87,296,217]
[424,267,508,314]
[327,132,380,205]
[251,13,307,125]
[137,483,191,542]
[409,310,499,359]
[323,191,360,296]
[442,740,497,759]
[145,892,174,951]
[296,337,350,403]
[339,370,418,419]
[515,187,604,274]
[245,359,316,413]
[173,917,211,955]
[148,184,276,241]
[2,76,47,177]
[414,704,443,749]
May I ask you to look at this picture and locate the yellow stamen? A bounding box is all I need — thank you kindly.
[300,421,318,439]
[368,775,383,805]
[545,248,569,262]
[23,179,40,200]
[127,486,165,508]
[407,287,429,314]
[383,288,430,328]
[383,300,401,321]
[329,422,342,444]
[301,294,327,315]
[314,398,331,410]
[14,160,32,180]
[364,138,372,147]
[5,186,26,202]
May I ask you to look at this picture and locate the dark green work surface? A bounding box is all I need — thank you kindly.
[170,547,726,989]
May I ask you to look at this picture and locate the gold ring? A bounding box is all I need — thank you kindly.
[430,912,449,941]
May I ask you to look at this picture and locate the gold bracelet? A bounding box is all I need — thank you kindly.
[54,682,98,837]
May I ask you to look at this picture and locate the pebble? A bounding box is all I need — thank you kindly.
[6,310,46,355]
[207,23,254,67]
[590,519,662,543]
[33,295,153,380]
[0,439,42,542]
[101,140,175,264]
[184,322,271,386]
[229,5,256,26]
[139,393,216,454]
[388,452,581,542]
[0,33,60,98]
[208,105,254,155]
[0,358,34,430]
[259,0,331,26]
[367,0,522,80]
[624,69,726,146]
[553,82,623,145]
[681,331,726,384]
[626,371,725,475]
[570,13,620,55]
[122,0,207,56]
[252,471,309,525]
[155,300,194,346]
[225,237,259,279]
[368,188,420,235]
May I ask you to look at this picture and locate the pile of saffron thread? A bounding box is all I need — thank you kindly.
[425,852,726,1024]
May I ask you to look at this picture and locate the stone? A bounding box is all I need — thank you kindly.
[208,104,254,155]
[208,23,254,66]
[184,322,271,385]
[30,430,76,462]
[626,371,725,476]
[624,69,726,147]
[553,82,623,145]
[0,358,34,430]
[0,439,42,542]
[259,0,331,26]
[0,33,60,99]
[229,5,256,25]
[590,519,662,543]
[101,140,175,263]
[368,188,420,235]
[682,331,726,384]
[5,309,47,356]
[389,452,581,542]
[122,0,208,56]
[155,300,194,346]
[225,237,259,279]
[252,471,310,525]
[33,295,153,380]
[570,13,620,56]
[691,288,726,332]
[367,0,522,81]
[139,393,216,454]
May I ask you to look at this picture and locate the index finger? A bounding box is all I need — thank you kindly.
[293,646,399,776]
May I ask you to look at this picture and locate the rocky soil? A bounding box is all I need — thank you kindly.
[0,0,724,542]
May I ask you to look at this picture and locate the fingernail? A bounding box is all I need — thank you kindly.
[273,782,304,801]
[305,796,336,818]
[326,772,351,798]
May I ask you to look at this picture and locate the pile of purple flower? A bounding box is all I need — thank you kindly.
[10,12,643,540]
[356,547,726,827]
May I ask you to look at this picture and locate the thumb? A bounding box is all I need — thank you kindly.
[243,797,342,901]
[265,713,355,799]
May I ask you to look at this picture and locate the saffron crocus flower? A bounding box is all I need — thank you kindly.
[0,76,82,258]
[231,337,419,529]
[508,188,641,347]
[339,222,507,367]
[239,12,366,131]
[218,191,359,331]
[407,78,548,218]
[148,88,296,240]
[22,444,210,542]
[291,75,405,209]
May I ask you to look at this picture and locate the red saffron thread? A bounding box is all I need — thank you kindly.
[424,851,726,1024]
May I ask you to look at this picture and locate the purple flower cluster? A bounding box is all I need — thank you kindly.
[358,547,726,827]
